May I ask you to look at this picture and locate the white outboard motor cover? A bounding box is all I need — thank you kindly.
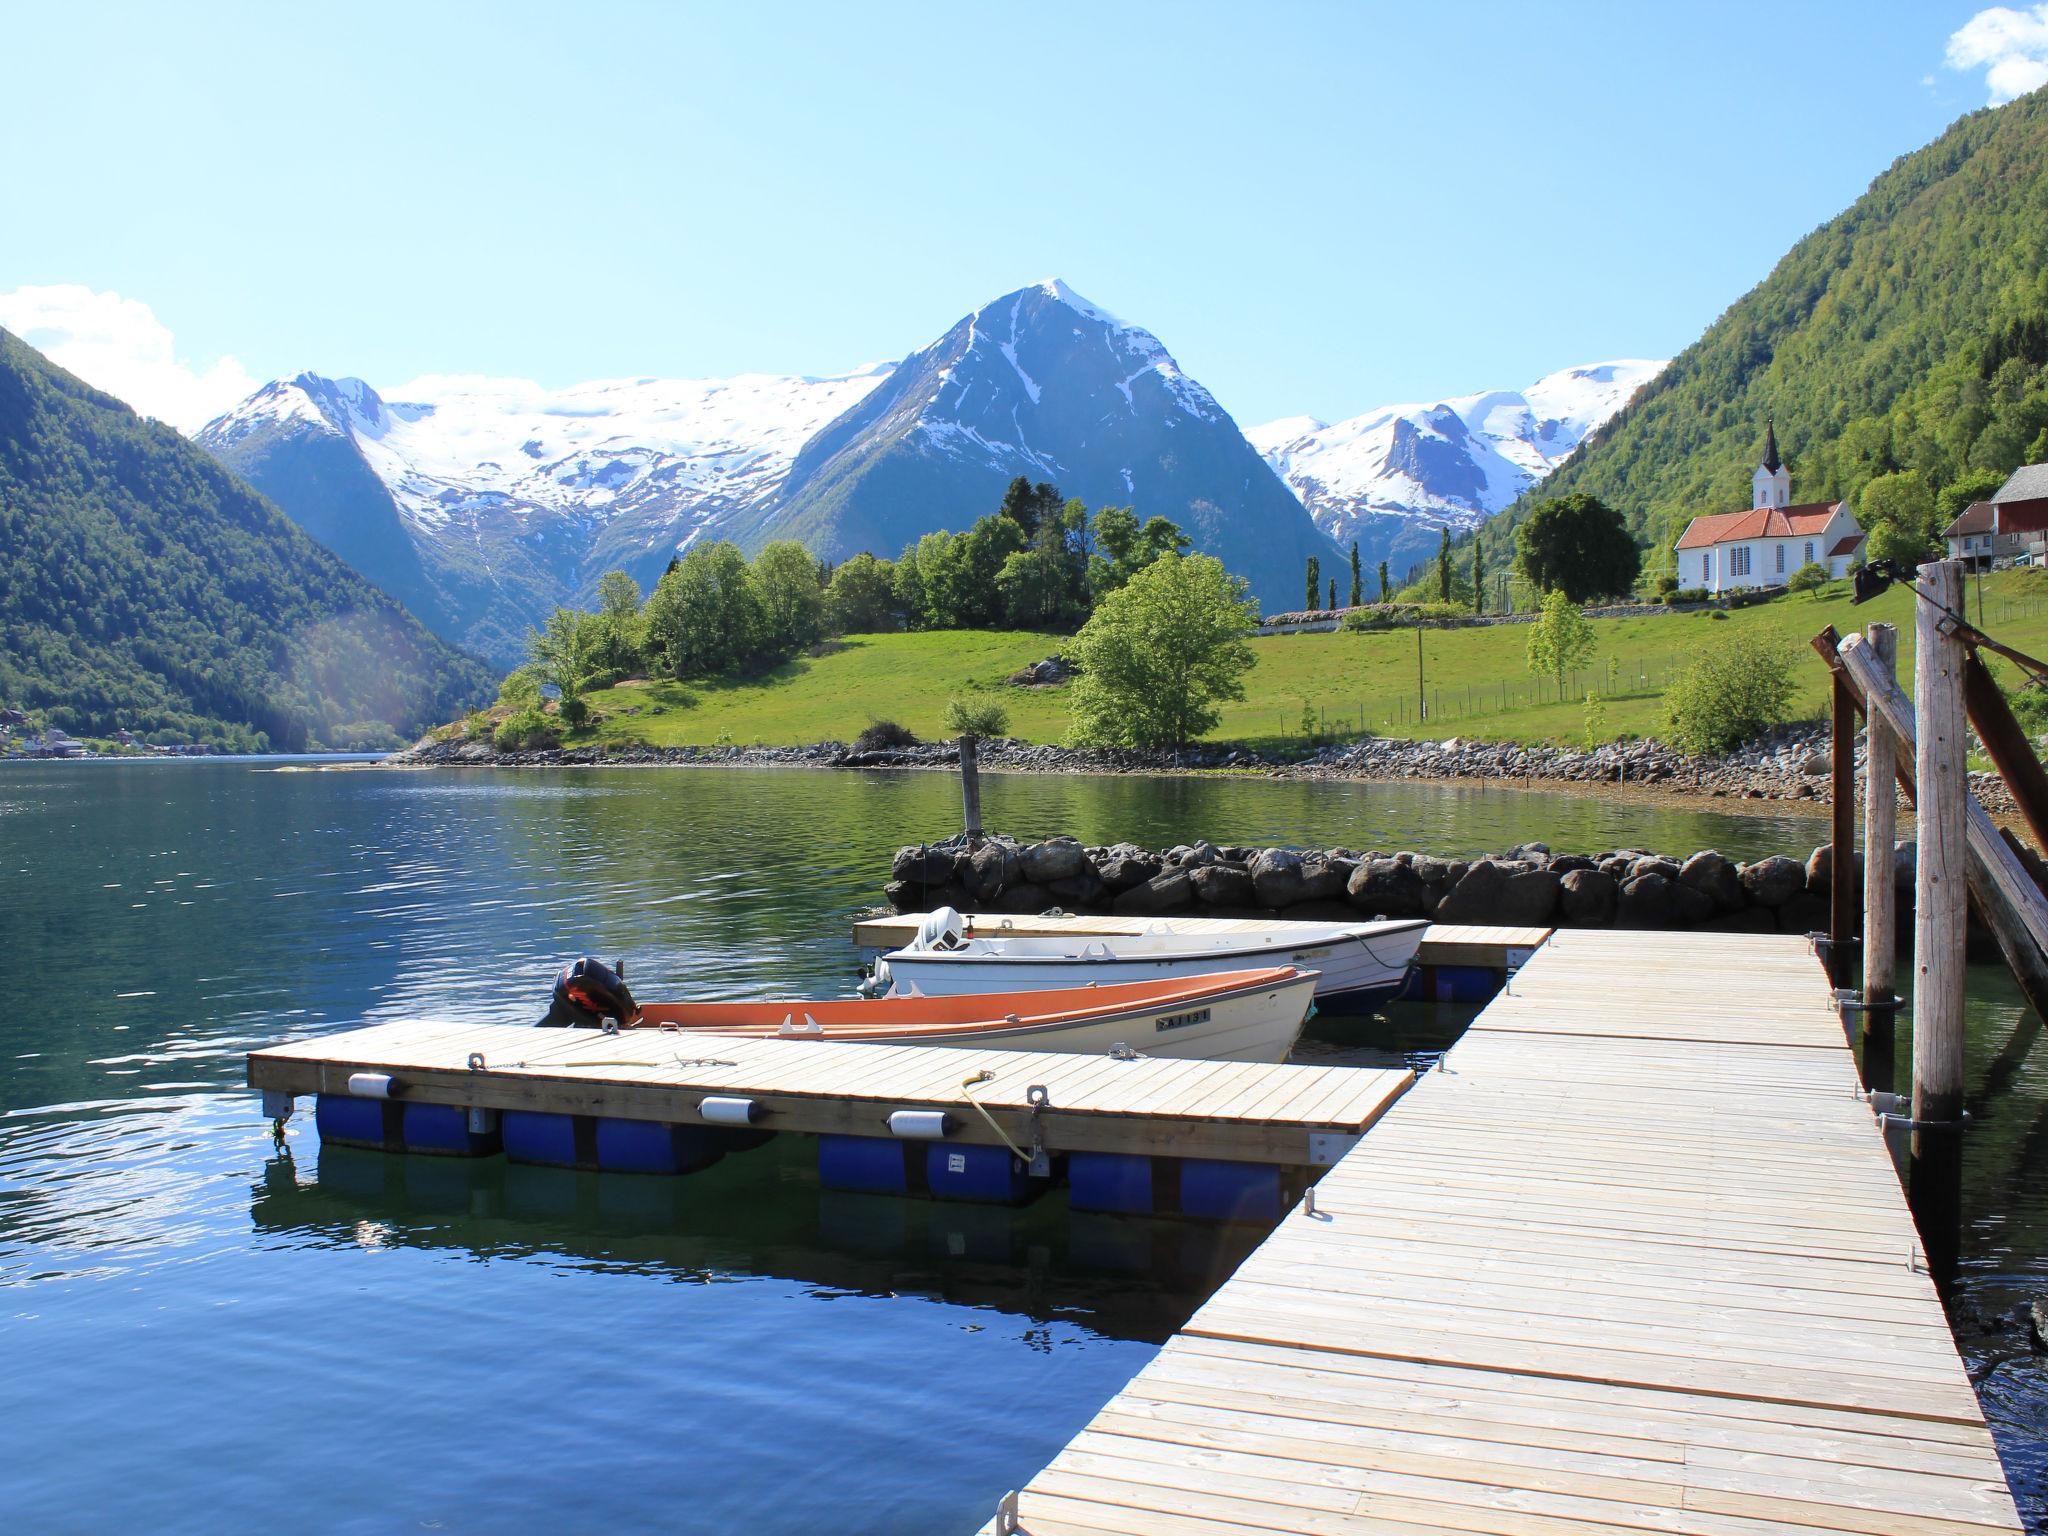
[913,906,967,952]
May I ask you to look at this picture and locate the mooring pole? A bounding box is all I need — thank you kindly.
[1910,559,1967,1277]
[1862,622,1899,1093]
[1829,667,1860,986]
[958,732,984,840]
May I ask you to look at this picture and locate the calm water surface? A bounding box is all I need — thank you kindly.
[1,762,2043,1532]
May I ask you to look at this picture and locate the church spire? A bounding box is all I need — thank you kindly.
[1762,416,1781,474]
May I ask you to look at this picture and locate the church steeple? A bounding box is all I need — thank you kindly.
[1753,417,1791,509]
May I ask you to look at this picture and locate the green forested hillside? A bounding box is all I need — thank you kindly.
[1502,89,2048,571]
[0,330,493,751]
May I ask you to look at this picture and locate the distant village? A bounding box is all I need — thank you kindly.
[0,709,213,759]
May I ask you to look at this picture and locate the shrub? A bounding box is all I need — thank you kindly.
[580,666,631,692]
[557,694,590,729]
[1670,587,1711,604]
[1709,609,1729,620]
[944,695,1011,740]
[493,707,562,752]
[853,719,919,752]
[1786,560,1830,594]
[1654,573,1679,600]
[498,668,543,711]
[1664,631,1798,754]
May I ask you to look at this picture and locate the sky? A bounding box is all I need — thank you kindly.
[2,1,2045,434]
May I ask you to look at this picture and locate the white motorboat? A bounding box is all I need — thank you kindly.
[632,966,1321,1062]
[871,909,1427,1013]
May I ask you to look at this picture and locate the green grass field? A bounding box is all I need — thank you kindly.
[545,569,2048,752]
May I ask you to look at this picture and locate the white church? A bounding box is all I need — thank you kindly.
[1673,424,1865,593]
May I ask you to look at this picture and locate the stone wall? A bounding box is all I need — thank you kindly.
[887,832,1920,938]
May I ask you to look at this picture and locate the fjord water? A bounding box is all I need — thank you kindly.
[2,762,2044,1533]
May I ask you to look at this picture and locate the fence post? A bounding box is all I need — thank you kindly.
[1861,623,1899,1091]
[1910,560,1967,1272]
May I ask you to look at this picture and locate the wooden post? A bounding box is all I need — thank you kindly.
[1910,559,1967,1267]
[1830,671,1859,984]
[1962,651,2048,857]
[1862,623,1899,1092]
[959,733,984,840]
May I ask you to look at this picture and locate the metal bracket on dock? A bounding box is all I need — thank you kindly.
[1023,1084,1052,1178]
[1834,988,1904,1015]
[994,1490,1020,1535]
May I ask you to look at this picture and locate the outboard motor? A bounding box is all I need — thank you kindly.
[913,906,968,952]
[541,956,641,1028]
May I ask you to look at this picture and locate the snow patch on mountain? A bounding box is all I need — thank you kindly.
[1249,359,1665,544]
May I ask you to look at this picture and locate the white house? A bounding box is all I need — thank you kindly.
[1672,424,1864,593]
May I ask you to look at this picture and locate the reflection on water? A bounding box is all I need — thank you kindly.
[1,761,2043,1531]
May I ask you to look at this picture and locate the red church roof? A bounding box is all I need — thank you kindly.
[1674,501,1843,550]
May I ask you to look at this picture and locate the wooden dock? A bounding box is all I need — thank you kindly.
[983,929,2024,1535]
[852,913,1551,974]
[248,1022,1413,1166]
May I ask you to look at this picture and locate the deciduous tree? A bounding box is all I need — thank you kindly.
[1070,554,1257,749]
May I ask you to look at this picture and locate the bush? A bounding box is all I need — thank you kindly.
[853,719,919,752]
[580,666,631,692]
[1340,601,1470,631]
[494,707,562,752]
[1664,631,1798,754]
[944,695,1011,740]
[1654,573,1679,600]
[1670,587,1711,604]
[497,668,542,711]
[1786,560,1830,594]
[557,694,590,729]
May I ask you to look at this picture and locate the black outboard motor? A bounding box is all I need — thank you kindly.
[540,956,641,1028]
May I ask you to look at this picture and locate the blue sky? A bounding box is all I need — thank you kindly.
[1,1,2040,430]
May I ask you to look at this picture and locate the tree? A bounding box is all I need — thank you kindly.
[1514,493,1641,602]
[1665,630,1797,754]
[1069,553,1257,750]
[998,476,1063,537]
[1328,577,1337,608]
[1348,542,1362,607]
[1525,589,1596,695]
[1860,470,1940,565]
[753,540,827,654]
[942,694,1010,839]
[1471,531,1485,614]
[642,541,765,677]
[1378,560,1390,602]
[1304,555,1321,612]
[825,553,898,633]
[1936,466,2006,522]
[1437,528,1452,602]
[528,605,597,701]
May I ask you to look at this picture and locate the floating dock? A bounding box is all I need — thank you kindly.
[248,1021,1414,1202]
[981,928,2023,1534]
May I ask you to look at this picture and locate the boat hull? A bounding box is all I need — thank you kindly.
[881,921,1424,1016]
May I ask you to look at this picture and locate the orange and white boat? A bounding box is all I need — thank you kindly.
[631,966,1320,1063]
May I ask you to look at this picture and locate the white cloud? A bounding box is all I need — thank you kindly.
[1948,6,2048,104]
[0,285,258,434]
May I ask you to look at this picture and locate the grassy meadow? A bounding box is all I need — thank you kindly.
[549,569,2048,753]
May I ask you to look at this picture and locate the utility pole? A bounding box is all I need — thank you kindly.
[1415,625,1426,723]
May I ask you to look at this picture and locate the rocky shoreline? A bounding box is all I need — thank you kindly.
[387,722,2017,815]
[886,831,1918,940]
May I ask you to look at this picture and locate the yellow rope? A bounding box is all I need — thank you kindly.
[959,1070,1031,1162]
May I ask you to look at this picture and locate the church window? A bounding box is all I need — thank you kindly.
[1732,546,1752,577]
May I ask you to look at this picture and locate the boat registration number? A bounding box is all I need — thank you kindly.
[1291,947,1332,961]
[1155,1008,1212,1033]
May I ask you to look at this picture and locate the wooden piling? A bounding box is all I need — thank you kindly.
[1910,560,1967,1259]
[1861,622,1898,1091]
[1829,671,1858,984]
[959,733,984,839]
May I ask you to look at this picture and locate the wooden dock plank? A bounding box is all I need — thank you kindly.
[984,930,2022,1535]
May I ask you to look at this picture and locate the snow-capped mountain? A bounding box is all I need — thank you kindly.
[1249,359,1664,577]
[200,364,891,665]
[763,280,1342,609]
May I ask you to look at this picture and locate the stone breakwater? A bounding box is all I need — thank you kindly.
[887,832,1922,939]
[387,723,2016,815]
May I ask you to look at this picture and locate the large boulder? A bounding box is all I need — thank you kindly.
[1190,862,1256,907]
[1558,868,1617,926]
[1805,843,1864,894]
[1020,837,1089,884]
[1678,851,1744,913]
[1298,852,1351,902]
[966,841,1021,903]
[1777,891,1830,936]
[1250,848,1311,909]
[1412,856,1469,918]
[1739,856,1806,907]
[1348,856,1425,917]
[1047,872,1105,907]
[892,845,959,885]
[887,879,970,913]
[1433,859,1507,924]
[1615,873,1678,929]
[1673,882,1717,926]
[1549,854,1597,875]
[1627,855,1681,884]
[1112,870,1193,915]
[1096,850,1162,893]
[994,881,1049,914]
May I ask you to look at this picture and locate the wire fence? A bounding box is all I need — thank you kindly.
[1264,591,2048,743]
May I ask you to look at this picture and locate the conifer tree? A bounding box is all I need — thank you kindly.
[1472,531,1485,614]
[1437,528,1452,602]
[1378,560,1389,602]
[1305,555,1321,611]
[1348,542,1362,607]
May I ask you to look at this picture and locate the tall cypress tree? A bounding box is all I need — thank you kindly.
[1328,577,1337,609]
[1437,528,1452,602]
[1305,555,1321,611]
[1378,560,1389,602]
[1472,531,1485,614]
[1348,542,1362,607]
